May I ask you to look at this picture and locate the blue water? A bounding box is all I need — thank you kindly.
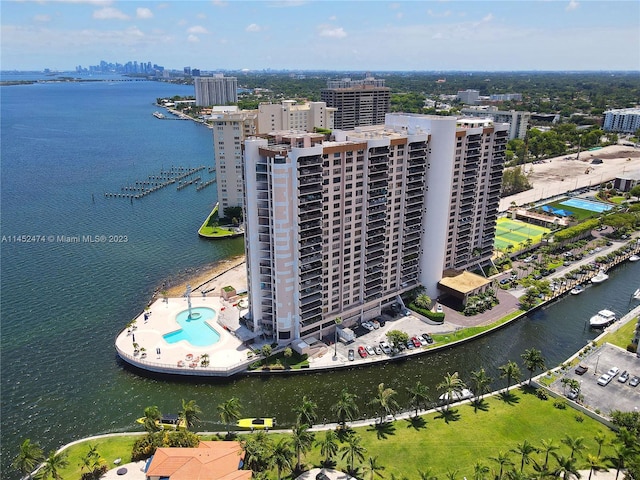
[163,307,220,346]
[561,197,613,213]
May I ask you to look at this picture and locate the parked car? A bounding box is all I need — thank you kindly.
[567,388,579,400]
[379,342,392,354]
[629,376,640,387]
[574,364,589,375]
[365,345,375,356]
[523,256,534,263]
[348,349,355,361]
[411,336,422,348]
[607,367,620,377]
[406,340,415,350]
[374,345,383,355]
[422,333,434,344]
[417,335,429,346]
[371,320,380,330]
[597,373,613,386]
[500,279,510,285]
[617,371,629,383]
[358,346,367,358]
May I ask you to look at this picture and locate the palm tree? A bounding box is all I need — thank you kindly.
[511,439,539,472]
[415,293,432,309]
[521,348,546,384]
[551,453,580,480]
[332,389,360,427]
[271,438,294,480]
[539,438,560,469]
[605,443,634,480]
[489,451,514,480]
[498,361,521,393]
[241,430,273,473]
[470,368,492,402]
[585,453,606,480]
[445,469,459,480]
[293,395,318,427]
[142,405,162,433]
[369,383,399,423]
[12,439,44,479]
[418,467,439,480]
[217,397,242,437]
[363,456,386,480]
[291,422,314,472]
[340,431,367,475]
[593,432,607,458]
[179,399,201,430]
[315,429,339,467]
[437,372,466,411]
[406,381,430,417]
[37,450,69,480]
[472,461,490,480]
[561,435,586,460]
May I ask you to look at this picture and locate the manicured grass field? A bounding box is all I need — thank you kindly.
[606,316,638,350]
[495,218,550,251]
[55,388,615,480]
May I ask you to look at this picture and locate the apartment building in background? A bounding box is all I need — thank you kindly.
[194,75,238,106]
[460,106,530,140]
[257,100,336,133]
[456,89,480,105]
[242,113,508,344]
[321,77,390,130]
[603,107,640,133]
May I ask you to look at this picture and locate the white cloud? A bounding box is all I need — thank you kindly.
[136,8,153,19]
[566,0,579,11]
[188,34,199,42]
[481,13,494,23]
[212,0,228,6]
[318,25,347,38]
[246,23,262,32]
[268,1,307,7]
[93,7,129,20]
[34,14,51,23]
[187,25,208,34]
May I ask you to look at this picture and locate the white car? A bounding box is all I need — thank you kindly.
[523,256,534,263]
[606,367,620,377]
[597,373,613,386]
[365,345,375,356]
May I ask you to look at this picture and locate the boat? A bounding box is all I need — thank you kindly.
[629,255,639,262]
[153,111,165,119]
[589,309,617,328]
[136,414,186,430]
[590,270,609,284]
[633,288,640,301]
[438,388,474,403]
[236,417,274,430]
[570,285,584,295]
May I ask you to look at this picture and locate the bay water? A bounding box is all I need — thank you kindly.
[1,76,638,479]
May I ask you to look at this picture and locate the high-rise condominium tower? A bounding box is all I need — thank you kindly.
[320,77,390,130]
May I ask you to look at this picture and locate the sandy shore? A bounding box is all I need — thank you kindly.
[156,255,247,298]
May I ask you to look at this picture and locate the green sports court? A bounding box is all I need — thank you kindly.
[494,217,550,252]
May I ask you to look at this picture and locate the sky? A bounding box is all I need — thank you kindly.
[1,0,639,72]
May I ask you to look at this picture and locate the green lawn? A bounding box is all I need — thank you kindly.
[54,388,616,480]
[542,199,597,222]
[604,316,638,350]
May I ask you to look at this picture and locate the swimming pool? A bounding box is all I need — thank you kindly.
[163,307,220,347]
[560,198,613,213]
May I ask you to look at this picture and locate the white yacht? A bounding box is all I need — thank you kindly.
[629,254,639,262]
[570,285,584,295]
[590,270,609,284]
[589,309,616,328]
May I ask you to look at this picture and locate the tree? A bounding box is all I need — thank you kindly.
[386,330,409,350]
[521,348,546,384]
[498,361,521,393]
[561,435,586,460]
[332,389,360,426]
[369,383,399,423]
[142,405,162,433]
[363,456,386,480]
[585,453,606,480]
[315,429,339,467]
[37,450,69,480]
[630,185,640,201]
[179,399,201,430]
[489,451,514,480]
[551,453,580,480]
[293,395,318,427]
[12,439,44,479]
[605,443,635,480]
[291,422,314,472]
[271,438,294,480]
[340,431,367,475]
[240,431,273,473]
[217,397,242,437]
[406,381,430,417]
[539,438,560,469]
[593,432,607,458]
[79,443,107,479]
[473,461,490,480]
[414,293,432,309]
[511,440,539,472]
[261,344,272,360]
[436,371,466,411]
[470,368,492,402]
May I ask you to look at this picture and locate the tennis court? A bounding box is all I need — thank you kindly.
[494,218,550,251]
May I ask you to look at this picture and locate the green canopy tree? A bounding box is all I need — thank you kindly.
[406,381,431,417]
[315,429,339,467]
[498,361,521,393]
[369,382,399,423]
[437,371,466,411]
[293,395,318,427]
[179,399,201,431]
[37,450,69,480]
[521,348,546,384]
[12,439,44,479]
[331,389,360,427]
[340,431,367,475]
[217,397,242,437]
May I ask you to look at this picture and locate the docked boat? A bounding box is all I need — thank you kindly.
[570,285,584,295]
[153,111,165,119]
[438,388,474,403]
[629,255,639,262]
[136,414,186,430]
[236,417,274,430]
[589,309,617,328]
[590,270,609,284]
[633,288,640,301]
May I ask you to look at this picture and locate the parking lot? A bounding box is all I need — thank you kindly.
[551,343,640,416]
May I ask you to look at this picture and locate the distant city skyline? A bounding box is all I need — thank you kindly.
[1,0,639,72]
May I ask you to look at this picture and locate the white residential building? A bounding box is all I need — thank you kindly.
[461,106,531,140]
[257,101,336,133]
[242,114,508,344]
[194,75,238,106]
[603,108,640,133]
